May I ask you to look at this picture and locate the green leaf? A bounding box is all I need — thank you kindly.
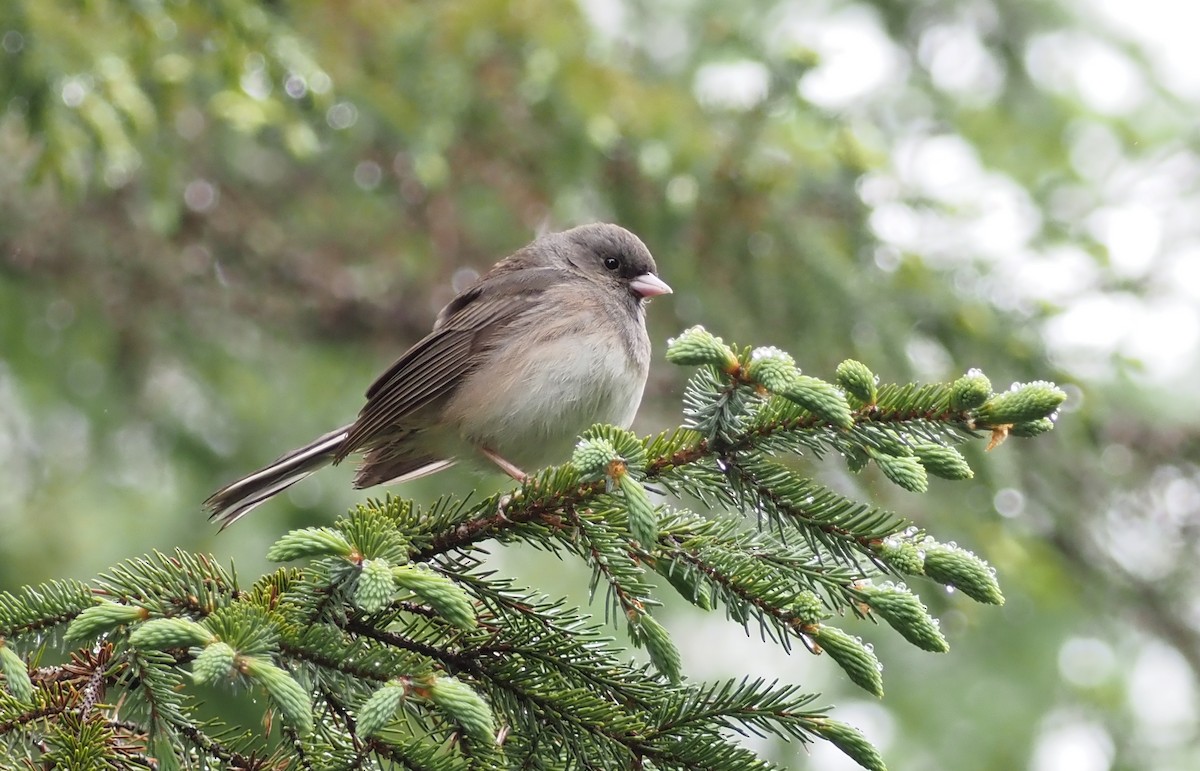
[266,527,354,562]
[811,625,883,697]
[859,584,948,653]
[129,617,216,650]
[355,558,396,613]
[780,375,854,429]
[653,559,715,611]
[746,346,797,392]
[65,601,145,642]
[666,325,738,370]
[0,644,33,702]
[923,543,1005,605]
[338,501,412,563]
[202,603,280,657]
[571,436,621,480]
[976,381,1066,425]
[911,443,973,481]
[871,451,929,493]
[845,446,870,473]
[581,425,649,473]
[427,676,494,745]
[392,565,476,630]
[241,656,313,735]
[950,371,992,410]
[836,359,877,405]
[358,681,407,737]
[1010,417,1056,437]
[874,537,926,575]
[811,718,888,771]
[620,474,660,548]
[191,641,237,684]
[633,613,682,683]
[790,591,827,626]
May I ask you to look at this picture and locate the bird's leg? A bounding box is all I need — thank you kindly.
[481,446,530,521]
[480,447,528,482]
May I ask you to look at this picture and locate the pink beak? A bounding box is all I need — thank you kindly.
[630,273,672,298]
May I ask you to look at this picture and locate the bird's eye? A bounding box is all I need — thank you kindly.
[603,256,620,271]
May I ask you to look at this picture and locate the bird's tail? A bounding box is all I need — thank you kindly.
[204,425,351,528]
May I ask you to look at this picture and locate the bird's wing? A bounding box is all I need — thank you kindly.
[336,266,562,460]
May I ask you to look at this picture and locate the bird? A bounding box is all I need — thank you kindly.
[204,223,671,527]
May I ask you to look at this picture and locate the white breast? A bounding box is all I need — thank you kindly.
[442,324,649,472]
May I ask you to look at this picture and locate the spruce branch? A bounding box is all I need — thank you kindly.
[0,333,1065,770]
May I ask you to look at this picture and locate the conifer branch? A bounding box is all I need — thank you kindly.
[0,332,1066,770]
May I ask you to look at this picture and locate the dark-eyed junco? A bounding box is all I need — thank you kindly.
[205,223,671,527]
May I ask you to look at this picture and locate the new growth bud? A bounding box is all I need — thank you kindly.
[666,325,738,371]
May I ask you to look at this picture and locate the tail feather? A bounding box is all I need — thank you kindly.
[353,442,457,489]
[204,426,350,529]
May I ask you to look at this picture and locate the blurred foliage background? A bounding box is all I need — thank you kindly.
[2,0,1198,769]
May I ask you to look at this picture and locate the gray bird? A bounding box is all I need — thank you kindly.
[204,223,671,527]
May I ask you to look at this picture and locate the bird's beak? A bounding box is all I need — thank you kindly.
[630,273,672,298]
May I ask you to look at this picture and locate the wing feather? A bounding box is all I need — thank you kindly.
[336,265,563,460]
